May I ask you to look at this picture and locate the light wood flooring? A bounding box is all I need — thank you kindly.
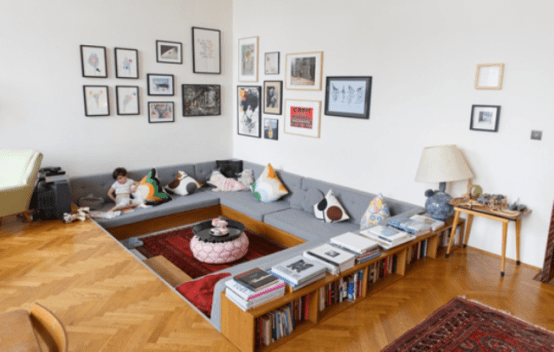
[1,215,554,352]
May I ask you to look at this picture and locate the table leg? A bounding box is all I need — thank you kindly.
[515,219,521,265]
[501,222,508,276]
[446,210,460,258]
[462,215,473,248]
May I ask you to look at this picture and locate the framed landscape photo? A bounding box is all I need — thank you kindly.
[116,86,139,115]
[156,40,182,64]
[265,52,280,75]
[148,102,174,123]
[80,45,107,78]
[238,36,259,82]
[284,99,321,138]
[264,118,279,141]
[475,63,504,90]
[263,81,282,115]
[324,76,372,119]
[237,86,261,138]
[83,85,109,116]
[182,84,221,116]
[285,51,323,90]
[147,74,174,96]
[192,27,221,74]
[114,48,139,79]
[470,105,501,132]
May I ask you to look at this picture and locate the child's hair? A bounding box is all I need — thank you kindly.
[112,167,128,180]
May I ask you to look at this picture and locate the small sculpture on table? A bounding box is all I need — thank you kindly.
[210,218,229,236]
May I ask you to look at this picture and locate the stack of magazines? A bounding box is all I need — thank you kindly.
[270,255,327,291]
[387,217,432,236]
[225,268,285,311]
[359,225,415,250]
[303,243,356,275]
[329,232,381,264]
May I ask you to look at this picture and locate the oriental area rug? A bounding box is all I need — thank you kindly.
[382,297,554,352]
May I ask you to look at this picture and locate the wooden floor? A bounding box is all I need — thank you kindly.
[1,216,554,352]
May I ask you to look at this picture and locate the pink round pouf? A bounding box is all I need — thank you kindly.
[190,232,249,264]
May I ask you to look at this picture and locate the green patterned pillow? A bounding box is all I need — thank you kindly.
[134,168,172,205]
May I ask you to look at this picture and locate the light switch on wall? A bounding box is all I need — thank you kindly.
[531,130,542,140]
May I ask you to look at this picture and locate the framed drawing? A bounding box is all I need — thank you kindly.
[147,74,174,96]
[285,51,323,90]
[238,37,259,82]
[284,99,321,138]
[264,118,279,141]
[116,86,139,115]
[265,52,280,75]
[114,48,139,79]
[237,86,261,138]
[192,27,221,74]
[148,102,174,123]
[156,40,182,64]
[470,105,501,132]
[475,63,504,90]
[80,45,107,78]
[83,85,109,116]
[263,81,282,115]
[324,76,372,119]
[182,84,221,116]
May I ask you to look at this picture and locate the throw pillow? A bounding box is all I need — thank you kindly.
[207,170,246,192]
[237,169,254,188]
[251,164,289,202]
[176,272,232,317]
[216,159,243,179]
[314,189,350,223]
[165,171,202,196]
[360,193,391,229]
[134,168,172,205]
[289,188,324,213]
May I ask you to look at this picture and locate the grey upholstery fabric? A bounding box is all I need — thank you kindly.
[194,161,218,184]
[216,191,291,221]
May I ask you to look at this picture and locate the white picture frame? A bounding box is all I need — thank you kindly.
[475,63,504,90]
[284,99,321,138]
[238,36,259,82]
[285,51,324,90]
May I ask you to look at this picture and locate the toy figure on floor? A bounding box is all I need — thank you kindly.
[107,167,146,211]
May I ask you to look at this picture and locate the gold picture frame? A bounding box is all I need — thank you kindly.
[475,63,504,90]
[238,36,259,82]
[285,51,324,91]
[284,99,321,138]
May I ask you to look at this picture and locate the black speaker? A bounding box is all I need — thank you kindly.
[32,168,72,220]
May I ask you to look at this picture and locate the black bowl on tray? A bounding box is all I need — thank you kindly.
[192,219,246,243]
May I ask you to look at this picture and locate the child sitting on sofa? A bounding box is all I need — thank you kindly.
[107,167,145,212]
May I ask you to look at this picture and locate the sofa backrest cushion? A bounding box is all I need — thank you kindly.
[194,161,218,185]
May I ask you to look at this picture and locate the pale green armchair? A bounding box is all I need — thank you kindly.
[0,149,43,222]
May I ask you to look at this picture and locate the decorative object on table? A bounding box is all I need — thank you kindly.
[284,99,321,138]
[285,51,323,90]
[264,52,280,74]
[80,45,107,78]
[263,80,282,115]
[238,36,259,82]
[182,84,221,116]
[147,73,174,96]
[237,169,254,188]
[264,118,279,141]
[237,86,261,138]
[251,164,289,202]
[470,105,501,132]
[83,85,109,116]
[165,171,202,196]
[191,27,221,74]
[324,76,372,119]
[314,189,350,223]
[210,218,229,236]
[156,40,182,64]
[115,86,139,115]
[360,193,390,229]
[415,145,475,220]
[475,63,504,90]
[114,47,139,79]
[148,102,174,123]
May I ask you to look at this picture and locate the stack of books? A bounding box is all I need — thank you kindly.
[387,217,433,236]
[270,255,327,291]
[410,214,445,231]
[225,268,286,311]
[329,232,381,264]
[359,225,415,250]
[303,243,356,275]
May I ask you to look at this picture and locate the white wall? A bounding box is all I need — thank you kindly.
[233,0,554,268]
[0,0,233,177]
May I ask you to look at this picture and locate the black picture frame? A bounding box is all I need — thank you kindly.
[263,80,283,115]
[324,76,372,119]
[470,105,501,132]
[265,52,280,75]
[148,102,174,123]
[182,84,221,116]
[264,118,279,141]
[147,74,174,96]
[237,86,262,138]
[80,45,108,78]
[114,48,139,79]
[156,40,182,64]
[116,86,140,115]
[83,85,110,116]
[192,27,221,74]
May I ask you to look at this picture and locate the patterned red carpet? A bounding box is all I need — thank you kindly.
[382,297,554,351]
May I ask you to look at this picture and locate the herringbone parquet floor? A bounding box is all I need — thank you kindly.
[1,215,554,352]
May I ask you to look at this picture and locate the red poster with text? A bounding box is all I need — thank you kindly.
[290,106,313,129]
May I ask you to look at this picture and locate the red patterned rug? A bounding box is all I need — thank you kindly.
[382,297,554,351]
[136,225,285,279]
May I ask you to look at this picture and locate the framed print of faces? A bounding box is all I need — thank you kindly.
[237,86,261,138]
[83,85,109,116]
[80,45,107,78]
[238,37,259,82]
[114,48,139,79]
[285,51,323,90]
[263,81,282,115]
[284,99,321,138]
[148,102,174,123]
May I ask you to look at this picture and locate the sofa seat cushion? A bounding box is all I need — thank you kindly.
[216,191,291,222]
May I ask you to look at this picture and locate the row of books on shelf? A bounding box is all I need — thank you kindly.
[318,269,364,311]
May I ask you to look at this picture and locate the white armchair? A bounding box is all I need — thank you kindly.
[0,149,43,222]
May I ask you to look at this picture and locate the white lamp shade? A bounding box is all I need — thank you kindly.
[415,145,474,183]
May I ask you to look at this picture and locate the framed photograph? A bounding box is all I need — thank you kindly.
[284,99,321,138]
[238,37,259,82]
[182,84,221,116]
[265,52,280,75]
[147,74,174,96]
[470,105,501,132]
[263,81,283,115]
[114,48,139,79]
[116,86,139,115]
[80,45,107,78]
[148,102,174,123]
[156,40,182,64]
[264,118,279,141]
[475,63,504,90]
[83,85,109,116]
[192,27,221,74]
[237,86,261,138]
[324,76,372,119]
[285,51,323,90]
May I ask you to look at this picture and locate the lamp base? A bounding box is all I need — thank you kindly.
[424,189,454,221]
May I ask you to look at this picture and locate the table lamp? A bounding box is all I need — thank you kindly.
[415,145,474,220]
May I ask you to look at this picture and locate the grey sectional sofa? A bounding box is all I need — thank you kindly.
[69,160,424,331]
